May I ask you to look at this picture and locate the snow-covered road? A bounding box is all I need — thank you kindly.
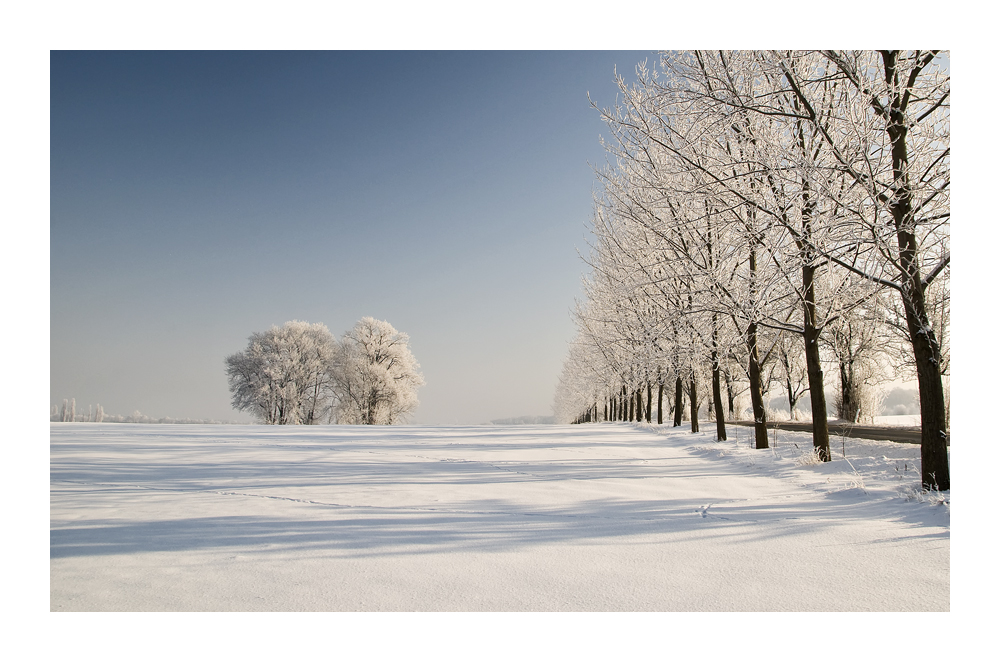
[50,423,948,611]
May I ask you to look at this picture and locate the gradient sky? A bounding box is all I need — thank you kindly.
[50,50,654,424]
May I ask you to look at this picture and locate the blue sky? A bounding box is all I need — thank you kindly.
[50,50,654,423]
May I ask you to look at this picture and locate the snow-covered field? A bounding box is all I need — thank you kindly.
[871,414,922,427]
[50,422,948,612]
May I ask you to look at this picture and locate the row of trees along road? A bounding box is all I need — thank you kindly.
[225,317,424,425]
[554,51,949,491]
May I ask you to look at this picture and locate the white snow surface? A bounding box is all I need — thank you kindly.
[50,422,948,611]
[871,414,922,427]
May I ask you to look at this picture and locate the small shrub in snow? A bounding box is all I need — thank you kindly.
[899,486,950,507]
[796,448,824,466]
[766,407,789,422]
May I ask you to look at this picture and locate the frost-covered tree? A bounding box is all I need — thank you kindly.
[585,55,814,446]
[554,331,610,424]
[773,332,809,421]
[766,50,950,489]
[225,321,338,425]
[226,318,422,426]
[611,50,853,456]
[825,293,894,423]
[558,50,947,488]
[330,317,424,425]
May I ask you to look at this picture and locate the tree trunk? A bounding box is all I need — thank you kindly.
[689,372,699,433]
[711,315,727,441]
[803,261,831,460]
[725,370,735,419]
[779,346,802,421]
[906,288,950,490]
[839,359,860,423]
[712,356,727,440]
[786,376,797,420]
[745,236,769,448]
[784,103,831,458]
[646,383,652,423]
[747,322,768,449]
[673,375,683,426]
[657,382,664,424]
[880,50,949,490]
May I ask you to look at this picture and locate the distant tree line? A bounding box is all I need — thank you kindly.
[50,399,104,422]
[555,51,949,491]
[225,317,424,425]
[49,399,235,424]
